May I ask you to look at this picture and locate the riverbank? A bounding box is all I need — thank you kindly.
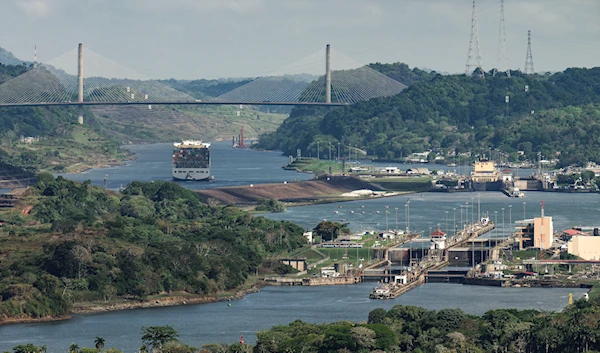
[0,282,265,326]
[72,286,262,315]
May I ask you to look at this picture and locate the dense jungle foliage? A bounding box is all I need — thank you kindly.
[0,176,305,320]
[251,298,600,353]
[258,67,600,167]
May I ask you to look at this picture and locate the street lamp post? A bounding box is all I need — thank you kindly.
[501,208,505,233]
[348,144,352,162]
[477,193,481,221]
[465,202,469,227]
[471,198,474,225]
[406,200,410,234]
[509,204,512,233]
[405,204,408,233]
[453,208,456,234]
[445,211,449,235]
[385,210,389,231]
[494,211,498,229]
[395,207,399,231]
[523,202,526,220]
[472,237,475,269]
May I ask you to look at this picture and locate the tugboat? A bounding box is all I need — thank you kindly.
[369,283,397,299]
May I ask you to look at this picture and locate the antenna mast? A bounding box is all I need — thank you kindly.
[465,0,484,77]
[493,0,510,77]
[524,30,535,74]
[34,45,37,68]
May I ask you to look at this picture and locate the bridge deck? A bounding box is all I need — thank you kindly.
[0,101,349,108]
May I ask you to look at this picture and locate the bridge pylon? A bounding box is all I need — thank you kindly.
[78,43,84,124]
[325,44,331,104]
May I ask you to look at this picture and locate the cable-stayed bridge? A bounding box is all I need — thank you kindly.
[0,44,407,123]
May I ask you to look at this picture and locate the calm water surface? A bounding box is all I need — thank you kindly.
[0,284,587,352]
[0,143,594,352]
[56,140,314,190]
[263,191,600,233]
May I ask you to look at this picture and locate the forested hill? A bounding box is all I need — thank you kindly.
[367,62,438,85]
[161,62,435,99]
[0,47,26,66]
[257,68,600,166]
[0,177,305,321]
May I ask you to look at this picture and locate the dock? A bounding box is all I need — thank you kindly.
[263,275,360,286]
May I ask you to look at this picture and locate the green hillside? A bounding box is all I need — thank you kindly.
[0,177,305,321]
[0,63,288,174]
[258,68,600,167]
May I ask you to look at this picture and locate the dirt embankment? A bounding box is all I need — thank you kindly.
[195,176,384,206]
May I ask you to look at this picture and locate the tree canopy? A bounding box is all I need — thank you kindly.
[258,67,600,167]
[0,176,306,321]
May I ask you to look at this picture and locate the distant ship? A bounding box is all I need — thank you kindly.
[172,140,211,181]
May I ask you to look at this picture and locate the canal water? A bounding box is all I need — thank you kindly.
[55,140,314,190]
[0,284,587,352]
[263,191,600,235]
[0,143,594,352]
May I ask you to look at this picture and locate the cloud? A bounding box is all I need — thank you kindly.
[17,0,52,17]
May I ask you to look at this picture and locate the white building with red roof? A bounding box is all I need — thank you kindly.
[430,228,447,250]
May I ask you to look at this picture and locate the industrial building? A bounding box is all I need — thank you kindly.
[567,235,600,260]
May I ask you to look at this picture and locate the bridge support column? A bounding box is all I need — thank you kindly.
[325,44,331,104]
[77,43,84,125]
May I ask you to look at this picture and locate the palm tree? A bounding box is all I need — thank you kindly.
[68,343,79,353]
[95,337,105,351]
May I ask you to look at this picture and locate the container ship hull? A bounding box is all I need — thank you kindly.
[172,140,211,181]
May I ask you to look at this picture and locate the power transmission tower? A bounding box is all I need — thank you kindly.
[465,0,484,77]
[493,0,510,77]
[524,30,535,74]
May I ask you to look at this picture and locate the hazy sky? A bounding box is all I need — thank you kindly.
[1,0,598,80]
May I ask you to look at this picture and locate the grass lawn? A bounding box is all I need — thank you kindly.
[317,247,373,263]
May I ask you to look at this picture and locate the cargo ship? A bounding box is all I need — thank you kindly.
[172,140,211,181]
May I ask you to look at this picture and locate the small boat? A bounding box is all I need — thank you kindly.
[369,284,394,299]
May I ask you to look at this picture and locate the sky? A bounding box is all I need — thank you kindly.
[0,0,599,80]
